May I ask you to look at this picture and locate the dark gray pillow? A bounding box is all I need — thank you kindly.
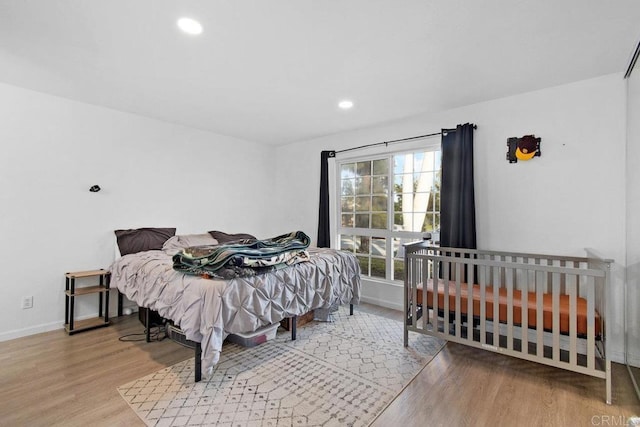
[115,227,176,255]
[207,230,257,244]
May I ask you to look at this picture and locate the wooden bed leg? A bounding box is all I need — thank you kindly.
[195,342,202,383]
[350,304,353,316]
[291,316,297,341]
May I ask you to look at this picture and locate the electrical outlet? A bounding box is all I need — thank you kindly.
[21,296,33,309]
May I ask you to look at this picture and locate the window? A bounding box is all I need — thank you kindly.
[338,149,441,282]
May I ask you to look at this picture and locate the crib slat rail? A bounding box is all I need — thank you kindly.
[403,242,612,404]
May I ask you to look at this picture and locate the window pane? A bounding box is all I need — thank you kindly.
[393,174,405,194]
[394,154,412,174]
[341,163,356,179]
[356,236,370,254]
[392,237,409,281]
[341,197,354,212]
[412,212,426,232]
[414,172,435,191]
[400,192,414,217]
[355,177,371,195]
[355,196,371,212]
[394,212,409,230]
[427,152,435,169]
[422,213,440,232]
[423,213,435,232]
[394,259,405,281]
[419,151,438,171]
[356,161,371,176]
[394,193,402,212]
[370,258,385,278]
[413,152,424,172]
[412,192,430,213]
[373,159,388,175]
[396,174,414,195]
[393,156,405,175]
[372,176,388,194]
[340,235,355,251]
[372,196,387,211]
[392,237,405,258]
[371,237,386,256]
[341,214,354,228]
[355,214,369,228]
[342,179,355,196]
[357,256,369,276]
[371,213,387,229]
[426,192,436,212]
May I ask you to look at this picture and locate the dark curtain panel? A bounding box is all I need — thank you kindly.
[317,150,336,248]
[440,123,476,249]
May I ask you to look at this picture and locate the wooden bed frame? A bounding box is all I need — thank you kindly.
[403,241,613,404]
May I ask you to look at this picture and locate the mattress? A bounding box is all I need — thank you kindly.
[416,280,600,337]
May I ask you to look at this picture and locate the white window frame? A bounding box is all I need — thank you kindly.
[333,139,441,286]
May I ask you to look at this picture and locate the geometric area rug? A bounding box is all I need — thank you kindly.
[118,306,445,427]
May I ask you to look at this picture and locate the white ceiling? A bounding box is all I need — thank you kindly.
[1,1,639,145]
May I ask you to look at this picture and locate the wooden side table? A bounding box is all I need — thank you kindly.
[64,269,111,334]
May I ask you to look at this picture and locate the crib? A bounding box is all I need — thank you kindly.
[403,241,613,404]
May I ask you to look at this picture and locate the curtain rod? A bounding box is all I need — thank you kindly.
[334,124,476,155]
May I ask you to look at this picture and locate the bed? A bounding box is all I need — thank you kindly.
[109,228,361,380]
[403,241,613,404]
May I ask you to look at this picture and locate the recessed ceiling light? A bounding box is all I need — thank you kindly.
[177,17,203,35]
[338,100,354,110]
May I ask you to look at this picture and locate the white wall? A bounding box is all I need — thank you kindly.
[273,73,629,362]
[2,73,633,365]
[0,82,276,340]
[626,66,640,366]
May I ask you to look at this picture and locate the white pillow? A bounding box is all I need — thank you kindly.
[162,234,219,255]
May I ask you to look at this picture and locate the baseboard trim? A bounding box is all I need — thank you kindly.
[360,295,403,311]
[624,352,640,368]
[0,304,136,342]
[0,320,63,342]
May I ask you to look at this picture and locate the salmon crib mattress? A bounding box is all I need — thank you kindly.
[415,280,600,337]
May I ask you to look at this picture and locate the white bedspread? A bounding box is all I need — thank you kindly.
[109,247,361,377]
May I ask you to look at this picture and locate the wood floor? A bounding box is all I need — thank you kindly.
[0,304,638,427]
